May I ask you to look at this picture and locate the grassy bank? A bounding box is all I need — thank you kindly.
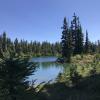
[38,54,100,100]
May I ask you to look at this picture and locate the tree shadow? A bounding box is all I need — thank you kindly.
[39,74,100,100]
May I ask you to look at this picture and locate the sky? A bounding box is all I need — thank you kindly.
[0,0,100,43]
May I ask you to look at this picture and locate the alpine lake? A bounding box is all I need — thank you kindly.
[29,56,65,85]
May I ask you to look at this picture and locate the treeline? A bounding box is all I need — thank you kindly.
[61,13,100,62]
[0,13,100,58]
[0,32,61,57]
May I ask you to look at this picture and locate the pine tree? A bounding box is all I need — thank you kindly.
[70,13,77,53]
[66,29,73,62]
[7,38,15,54]
[0,35,3,57]
[61,17,68,58]
[14,38,22,55]
[76,25,84,54]
[71,13,84,54]
[0,56,36,100]
[85,30,89,53]
[61,17,72,62]
[2,32,7,52]
[97,40,100,53]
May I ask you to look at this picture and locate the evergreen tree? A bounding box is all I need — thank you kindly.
[71,13,84,54]
[97,40,100,53]
[76,25,84,54]
[14,38,22,55]
[2,32,7,52]
[61,17,72,62]
[61,17,68,58]
[0,35,3,57]
[7,38,15,54]
[14,38,19,53]
[66,29,73,62]
[85,30,89,53]
[54,42,61,56]
[0,56,36,100]
[70,13,78,53]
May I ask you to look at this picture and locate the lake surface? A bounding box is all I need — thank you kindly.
[29,57,64,84]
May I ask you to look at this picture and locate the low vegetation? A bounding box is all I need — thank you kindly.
[40,54,100,100]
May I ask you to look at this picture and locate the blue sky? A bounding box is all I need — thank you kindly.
[0,0,100,43]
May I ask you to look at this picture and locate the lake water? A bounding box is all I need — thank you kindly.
[29,57,64,84]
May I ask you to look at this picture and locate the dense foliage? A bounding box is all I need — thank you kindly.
[0,55,37,100]
[61,13,100,62]
[57,54,100,84]
[0,33,61,57]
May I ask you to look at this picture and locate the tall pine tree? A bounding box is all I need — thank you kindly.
[85,30,89,53]
[71,13,84,54]
[61,17,72,62]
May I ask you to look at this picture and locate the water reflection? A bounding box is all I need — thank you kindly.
[39,62,64,69]
[29,57,64,84]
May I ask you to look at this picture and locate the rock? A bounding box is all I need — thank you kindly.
[56,57,64,63]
